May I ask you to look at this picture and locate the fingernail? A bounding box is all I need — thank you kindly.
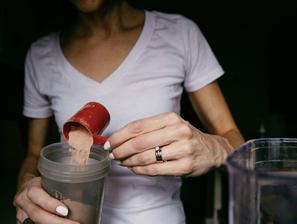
[109,153,115,160]
[104,141,111,151]
[56,205,68,216]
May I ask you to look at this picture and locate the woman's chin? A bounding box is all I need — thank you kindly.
[70,0,103,13]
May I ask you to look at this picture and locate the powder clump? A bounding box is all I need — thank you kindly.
[68,126,94,165]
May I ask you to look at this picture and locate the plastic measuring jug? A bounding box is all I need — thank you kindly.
[226,138,297,224]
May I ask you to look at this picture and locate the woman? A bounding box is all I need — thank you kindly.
[14,0,244,223]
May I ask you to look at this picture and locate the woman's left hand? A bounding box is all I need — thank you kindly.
[105,112,233,177]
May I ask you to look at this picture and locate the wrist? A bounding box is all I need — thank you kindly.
[202,133,233,167]
[17,173,37,192]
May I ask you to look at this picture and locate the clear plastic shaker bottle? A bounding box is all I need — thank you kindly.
[38,142,110,224]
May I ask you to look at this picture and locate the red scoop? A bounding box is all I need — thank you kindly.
[63,102,110,146]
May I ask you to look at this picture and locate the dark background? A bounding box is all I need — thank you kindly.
[0,0,296,223]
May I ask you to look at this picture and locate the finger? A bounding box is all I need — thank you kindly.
[26,180,69,217]
[130,159,193,176]
[132,154,214,177]
[111,122,192,159]
[120,147,156,166]
[18,197,78,224]
[121,140,195,166]
[108,112,184,149]
[16,208,27,224]
[27,188,69,217]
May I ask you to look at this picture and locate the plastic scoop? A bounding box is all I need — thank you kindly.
[63,102,110,146]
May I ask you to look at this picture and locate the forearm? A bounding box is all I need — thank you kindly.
[17,118,51,190]
[187,82,245,156]
[17,154,40,191]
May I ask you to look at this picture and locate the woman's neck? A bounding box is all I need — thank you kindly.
[73,1,144,38]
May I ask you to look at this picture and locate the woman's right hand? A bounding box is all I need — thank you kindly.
[14,176,79,224]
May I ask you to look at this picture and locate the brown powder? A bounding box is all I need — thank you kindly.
[68,126,94,165]
[63,198,97,224]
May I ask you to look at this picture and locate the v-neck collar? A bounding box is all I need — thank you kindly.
[55,10,155,90]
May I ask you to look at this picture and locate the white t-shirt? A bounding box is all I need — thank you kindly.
[24,10,224,224]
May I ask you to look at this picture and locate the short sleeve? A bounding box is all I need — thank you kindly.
[23,48,53,118]
[183,20,224,92]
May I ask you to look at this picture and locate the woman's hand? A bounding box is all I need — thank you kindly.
[14,176,79,224]
[105,112,233,177]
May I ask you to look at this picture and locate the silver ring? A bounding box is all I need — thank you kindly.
[155,146,164,162]
[23,218,34,224]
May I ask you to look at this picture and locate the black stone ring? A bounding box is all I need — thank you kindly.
[23,218,34,224]
[155,146,164,162]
